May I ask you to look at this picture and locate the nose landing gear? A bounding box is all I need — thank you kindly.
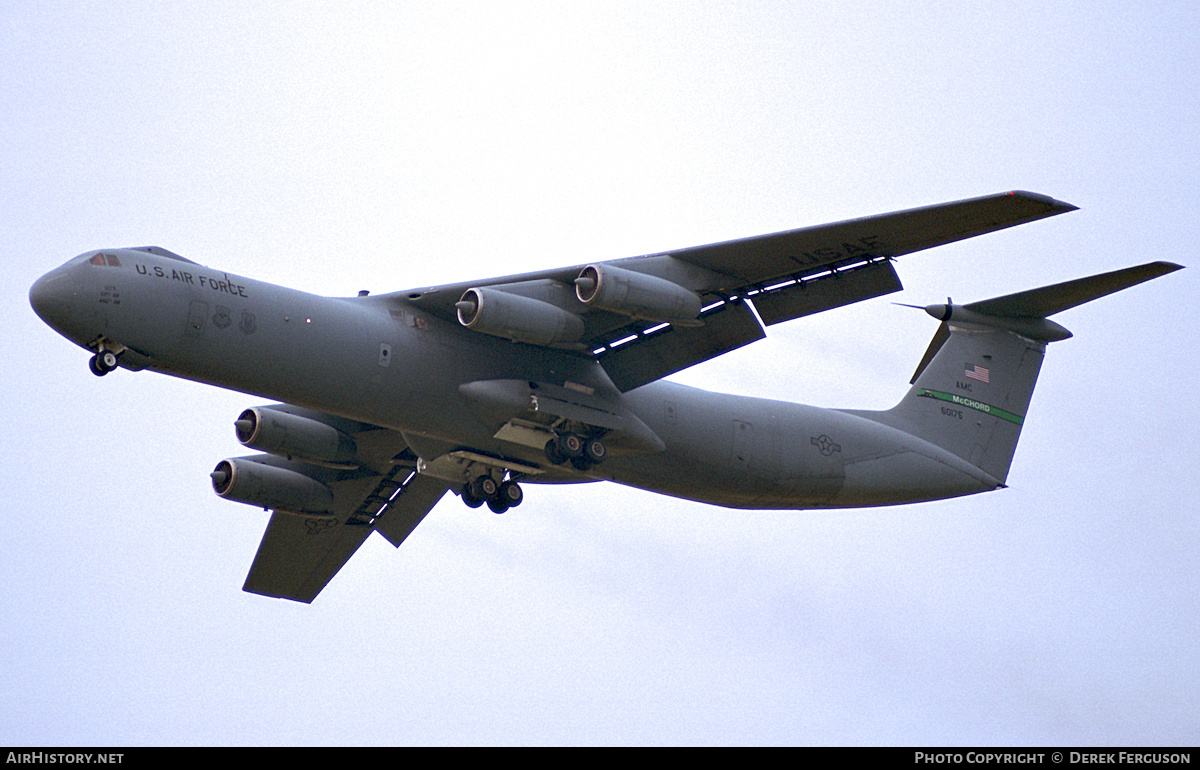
[87,338,126,377]
[89,349,120,377]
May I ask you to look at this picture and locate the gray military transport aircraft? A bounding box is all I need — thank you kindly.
[30,191,1181,603]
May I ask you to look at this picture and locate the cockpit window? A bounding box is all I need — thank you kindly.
[89,254,106,266]
[106,254,121,267]
[88,253,122,267]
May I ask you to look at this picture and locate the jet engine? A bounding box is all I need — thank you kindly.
[574,264,702,324]
[456,287,585,346]
[234,407,358,465]
[210,458,335,513]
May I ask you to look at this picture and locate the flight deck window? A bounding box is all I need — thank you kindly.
[106,254,121,267]
[88,254,122,267]
[89,254,106,266]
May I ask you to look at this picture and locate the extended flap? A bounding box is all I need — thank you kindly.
[751,260,902,326]
[598,301,766,391]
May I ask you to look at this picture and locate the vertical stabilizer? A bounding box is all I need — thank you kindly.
[882,327,1043,484]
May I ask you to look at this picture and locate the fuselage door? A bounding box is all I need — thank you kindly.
[185,300,208,338]
[732,420,753,469]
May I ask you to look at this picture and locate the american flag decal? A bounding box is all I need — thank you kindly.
[965,364,990,383]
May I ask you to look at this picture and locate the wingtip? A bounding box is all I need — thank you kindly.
[1007,190,1079,213]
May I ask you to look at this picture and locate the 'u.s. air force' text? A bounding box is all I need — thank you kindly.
[136,263,249,298]
[6,754,123,764]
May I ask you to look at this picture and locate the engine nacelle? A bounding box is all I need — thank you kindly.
[574,264,701,324]
[234,407,357,465]
[456,287,584,346]
[210,458,335,513]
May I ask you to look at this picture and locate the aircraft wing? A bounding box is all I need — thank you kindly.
[393,191,1076,391]
[236,416,449,603]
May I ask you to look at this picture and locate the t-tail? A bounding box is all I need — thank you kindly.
[859,261,1182,486]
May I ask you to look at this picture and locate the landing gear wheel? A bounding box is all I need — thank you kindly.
[461,486,485,509]
[487,497,510,514]
[469,475,498,501]
[544,438,567,465]
[560,433,584,458]
[90,350,118,376]
[584,438,607,465]
[498,480,523,508]
[571,456,592,472]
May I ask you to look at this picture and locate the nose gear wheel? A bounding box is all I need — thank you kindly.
[89,350,119,376]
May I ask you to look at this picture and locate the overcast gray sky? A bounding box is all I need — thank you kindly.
[3,1,1198,746]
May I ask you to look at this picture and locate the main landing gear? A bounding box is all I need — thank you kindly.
[543,432,606,471]
[461,474,524,514]
[451,430,606,515]
[89,349,120,377]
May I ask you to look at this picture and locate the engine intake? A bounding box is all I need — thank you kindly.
[574,264,701,324]
[210,458,335,513]
[456,287,584,346]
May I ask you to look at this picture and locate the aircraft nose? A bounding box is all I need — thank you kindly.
[29,268,76,331]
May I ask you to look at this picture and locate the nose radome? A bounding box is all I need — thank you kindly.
[29,268,74,330]
[30,272,56,321]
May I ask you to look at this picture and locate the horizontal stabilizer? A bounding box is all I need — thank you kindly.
[909,261,1183,383]
[965,261,1183,318]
